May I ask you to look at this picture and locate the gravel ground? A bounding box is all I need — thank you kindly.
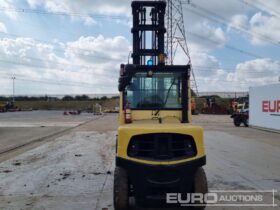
[0,114,279,210]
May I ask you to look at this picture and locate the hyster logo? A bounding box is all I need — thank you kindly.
[262,100,280,113]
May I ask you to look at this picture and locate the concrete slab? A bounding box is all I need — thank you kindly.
[0,115,279,210]
[0,127,66,154]
[0,111,97,155]
[0,131,116,210]
[0,111,94,127]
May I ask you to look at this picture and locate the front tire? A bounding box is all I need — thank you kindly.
[194,167,208,209]
[114,167,129,210]
[244,119,249,127]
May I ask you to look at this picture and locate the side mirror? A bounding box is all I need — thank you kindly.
[118,64,137,92]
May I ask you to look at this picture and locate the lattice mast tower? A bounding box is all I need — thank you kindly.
[165,0,199,95]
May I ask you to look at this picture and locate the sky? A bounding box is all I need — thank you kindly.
[0,0,279,96]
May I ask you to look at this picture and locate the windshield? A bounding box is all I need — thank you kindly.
[124,72,182,109]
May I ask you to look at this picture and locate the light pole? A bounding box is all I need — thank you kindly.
[11,76,16,102]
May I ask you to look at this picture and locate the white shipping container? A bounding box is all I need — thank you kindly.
[249,84,280,131]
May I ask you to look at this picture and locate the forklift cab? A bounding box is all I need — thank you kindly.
[119,64,191,124]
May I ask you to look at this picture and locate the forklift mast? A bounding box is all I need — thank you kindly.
[131,1,166,65]
[119,1,191,123]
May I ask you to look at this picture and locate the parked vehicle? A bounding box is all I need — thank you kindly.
[231,109,249,127]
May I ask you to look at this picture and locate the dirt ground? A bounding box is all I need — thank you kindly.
[0,114,279,210]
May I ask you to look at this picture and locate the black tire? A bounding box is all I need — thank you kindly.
[244,119,249,127]
[234,118,241,127]
[114,167,129,210]
[193,109,200,115]
[194,167,208,209]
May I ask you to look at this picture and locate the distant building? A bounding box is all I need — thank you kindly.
[199,92,249,98]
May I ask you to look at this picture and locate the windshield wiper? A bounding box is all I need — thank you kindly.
[153,78,176,116]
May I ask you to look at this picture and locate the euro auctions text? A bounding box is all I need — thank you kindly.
[166,190,278,207]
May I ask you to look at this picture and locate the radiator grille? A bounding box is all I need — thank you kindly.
[127,133,197,161]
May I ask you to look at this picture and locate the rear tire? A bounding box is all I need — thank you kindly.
[114,167,129,210]
[234,118,241,127]
[194,167,208,209]
[193,109,199,115]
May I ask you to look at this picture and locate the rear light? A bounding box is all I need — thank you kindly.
[124,103,132,124]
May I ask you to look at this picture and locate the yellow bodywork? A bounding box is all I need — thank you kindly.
[117,81,204,165]
[117,120,204,165]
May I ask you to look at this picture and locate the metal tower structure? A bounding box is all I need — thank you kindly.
[165,0,199,96]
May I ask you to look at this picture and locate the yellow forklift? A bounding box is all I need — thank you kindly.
[114,1,207,209]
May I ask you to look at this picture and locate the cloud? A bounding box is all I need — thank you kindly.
[0,37,60,81]
[248,12,280,45]
[182,0,248,53]
[83,16,97,26]
[246,0,280,17]
[20,0,280,48]
[27,0,129,15]
[191,52,221,77]
[26,0,39,9]
[0,0,278,94]
[234,58,279,80]
[184,0,280,47]
[26,0,130,25]
[190,58,280,92]
[183,0,247,24]
[1,0,18,20]
[224,59,280,90]
[230,14,248,29]
[0,22,8,33]
[0,35,131,94]
[65,35,131,64]
[184,22,228,56]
